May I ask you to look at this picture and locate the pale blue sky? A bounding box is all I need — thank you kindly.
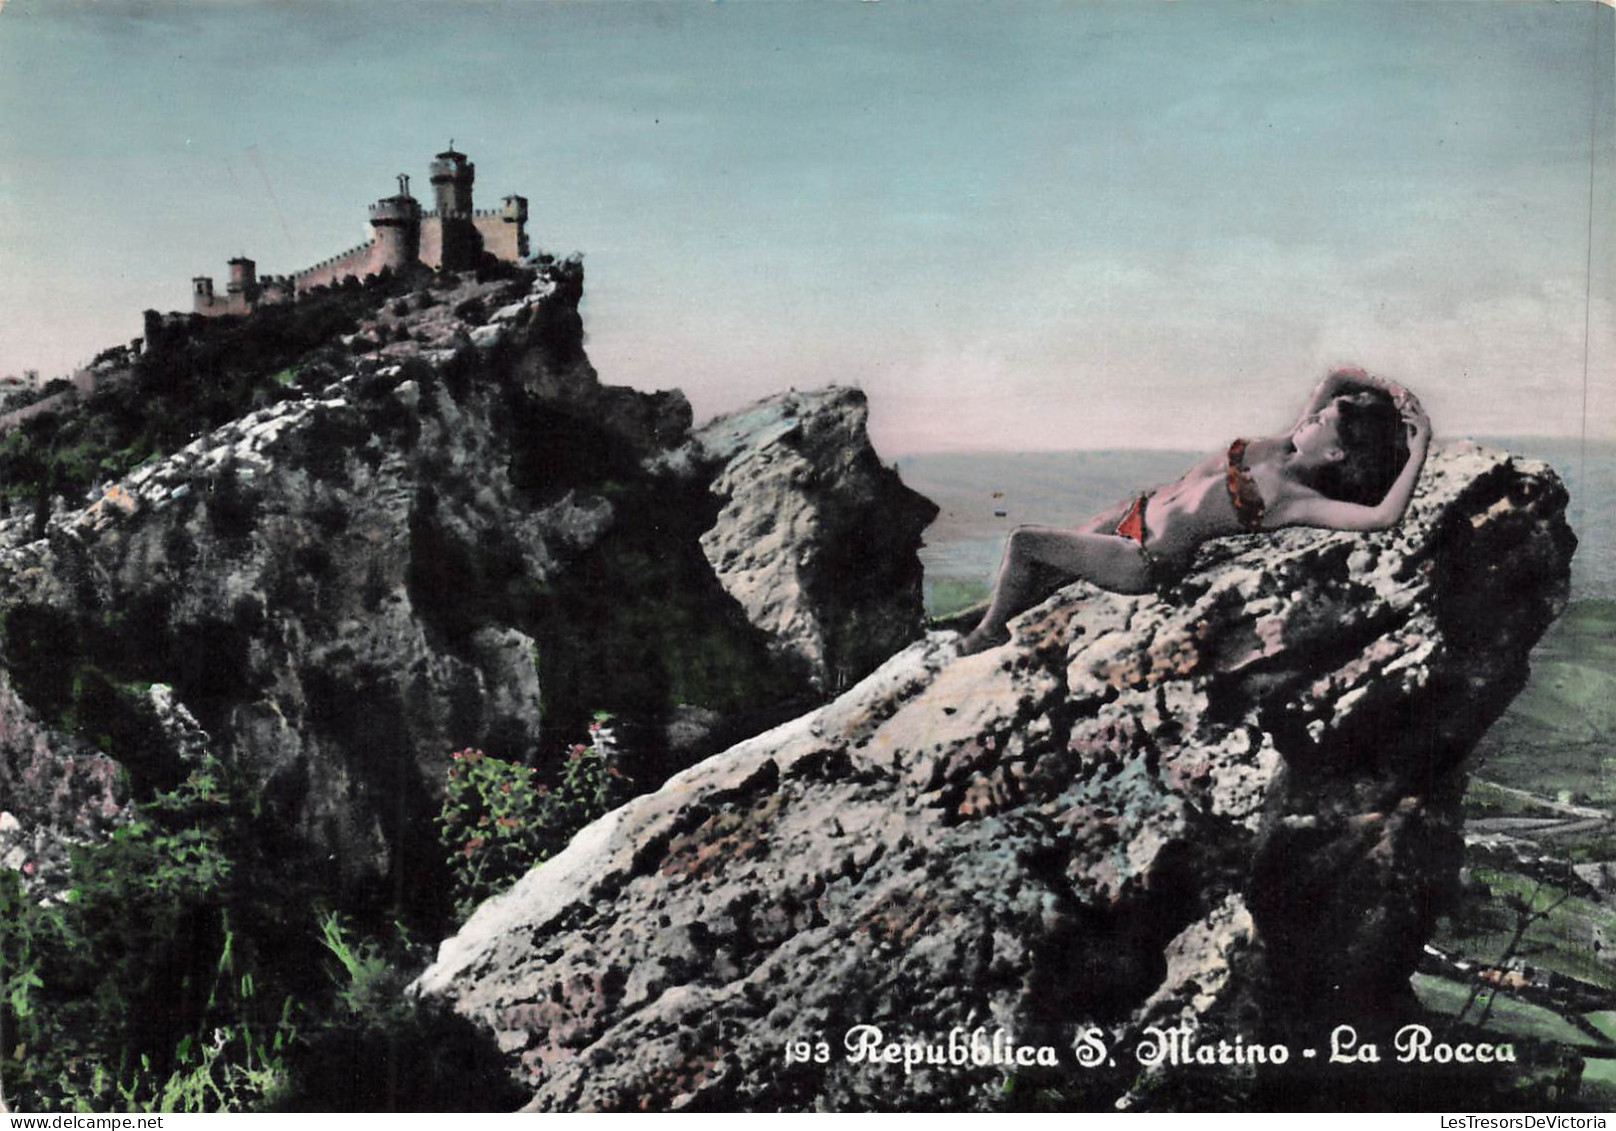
[0,1,1609,453]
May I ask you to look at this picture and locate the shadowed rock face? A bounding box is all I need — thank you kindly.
[694,389,938,696]
[0,264,933,919]
[413,444,1575,1112]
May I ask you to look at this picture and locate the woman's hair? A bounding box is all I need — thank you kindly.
[1307,380,1410,505]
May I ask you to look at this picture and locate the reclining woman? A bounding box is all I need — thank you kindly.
[958,368,1432,656]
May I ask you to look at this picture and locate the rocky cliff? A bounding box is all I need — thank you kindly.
[413,443,1576,1111]
[0,261,933,920]
[694,390,933,696]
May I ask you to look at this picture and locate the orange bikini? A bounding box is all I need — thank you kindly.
[1112,439,1266,562]
[1225,438,1266,532]
[1115,493,1149,546]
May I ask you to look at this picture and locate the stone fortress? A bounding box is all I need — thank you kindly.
[191,145,529,318]
[0,146,530,435]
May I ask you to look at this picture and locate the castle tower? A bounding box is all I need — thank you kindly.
[428,145,480,270]
[369,176,422,272]
[495,195,531,260]
[192,276,216,313]
[227,257,258,298]
[429,145,475,215]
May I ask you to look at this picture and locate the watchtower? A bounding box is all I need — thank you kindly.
[369,173,422,270]
[500,195,531,259]
[227,257,258,298]
[429,145,475,215]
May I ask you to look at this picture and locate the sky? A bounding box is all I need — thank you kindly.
[0,0,1610,455]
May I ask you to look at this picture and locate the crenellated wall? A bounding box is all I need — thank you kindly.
[195,291,255,318]
[416,215,444,271]
[472,212,526,263]
[418,212,480,271]
[260,277,295,304]
[290,241,381,292]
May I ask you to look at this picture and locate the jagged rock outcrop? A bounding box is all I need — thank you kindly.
[693,390,938,694]
[0,262,932,916]
[0,671,124,890]
[414,443,1575,1111]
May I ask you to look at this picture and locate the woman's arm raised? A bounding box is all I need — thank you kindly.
[1273,406,1432,532]
[1293,368,1423,430]
[1291,369,1364,426]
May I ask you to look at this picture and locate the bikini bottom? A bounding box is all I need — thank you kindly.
[1114,493,1149,547]
[1112,493,1166,587]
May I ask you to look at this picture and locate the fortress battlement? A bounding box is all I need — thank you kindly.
[369,202,419,222]
[421,207,521,220]
[294,242,377,277]
[189,147,529,318]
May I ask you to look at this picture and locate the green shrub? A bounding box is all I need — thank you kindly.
[274,913,527,1112]
[1,752,302,1111]
[437,717,622,921]
[316,912,400,1022]
[49,951,298,1113]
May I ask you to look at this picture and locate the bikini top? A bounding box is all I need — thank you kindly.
[1225,438,1266,532]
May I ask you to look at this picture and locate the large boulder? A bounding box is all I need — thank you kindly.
[694,389,938,695]
[413,443,1576,1111]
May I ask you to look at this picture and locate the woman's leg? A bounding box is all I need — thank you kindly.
[959,525,1151,655]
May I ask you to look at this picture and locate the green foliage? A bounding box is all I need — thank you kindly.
[46,959,298,1113]
[275,913,528,1112]
[5,840,524,1114]
[0,869,56,1076]
[313,911,413,1033]
[1,751,305,1111]
[2,744,519,1112]
[438,716,623,921]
